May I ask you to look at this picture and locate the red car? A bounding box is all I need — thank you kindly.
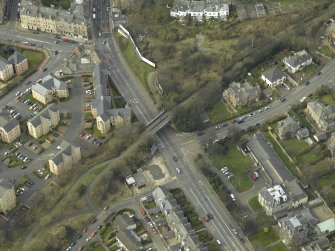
[91,230,97,237]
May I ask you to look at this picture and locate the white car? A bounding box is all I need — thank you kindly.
[300,96,306,103]
[176,168,181,174]
[232,228,238,235]
[56,146,62,150]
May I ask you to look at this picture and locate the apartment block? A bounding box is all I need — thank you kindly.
[49,140,81,175]
[0,55,14,81]
[0,184,16,215]
[8,51,28,76]
[27,104,60,139]
[20,0,88,41]
[0,117,21,143]
[32,74,69,105]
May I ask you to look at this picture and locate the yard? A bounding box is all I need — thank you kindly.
[280,138,310,157]
[296,145,327,166]
[211,140,253,192]
[101,224,117,243]
[249,227,280,249]
[248,196,263,212]
[320,94,335,105]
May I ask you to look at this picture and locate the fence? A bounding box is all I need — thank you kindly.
[118,24,156,68]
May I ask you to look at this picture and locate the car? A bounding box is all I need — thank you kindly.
[33,31,39,34]
[251,174,257,181]
[232,228,238,235]
[176,168,181,174]
[54,40,59,44]
[21,166,27,169]
[97,225,103,230]
[230,194,236,202]
[103,206,109,211]
[90,218,97,224]
[56,146,62,150]
[77,234,83,239]
[172,156,178,162]
[317,72,321,76]
[54,50,58,56]
[43,68,47,72]
[280,97,286,102]
[300,96,307,103]
[90,230,97,237]
[221,166,228,173]
[102,39,106,45]
[86,134,92,140]
[86,236,92,242]
[305,81,310,86]
[82,227,88,233]
[253,171,259,178]
[70,241,76,247]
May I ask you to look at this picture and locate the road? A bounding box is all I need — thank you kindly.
[91,1,251,249]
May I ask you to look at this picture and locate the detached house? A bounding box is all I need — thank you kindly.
[8,51,28,76]
[278,208,318,246]
[261,66,287,87]
[224,81,261,109]
[0,55,14,81]
[32,74,69,105]
[258,179,308,219]
[306,100,335,131]
[49,140,81,176]
[277,116,300,140]
[27,104,60,139]
[283,50,313,73]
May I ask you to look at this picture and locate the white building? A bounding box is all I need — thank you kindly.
[283,50,313,73]
[170,0,229,20]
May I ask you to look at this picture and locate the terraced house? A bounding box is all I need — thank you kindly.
[170,0,229,21]
[20,0,88,40]
[32,74,68,105]
[27,104,60,139]
[49,141,81,176]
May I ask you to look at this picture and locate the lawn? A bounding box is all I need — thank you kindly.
[22,50,44,71]
[116,34,154,95]
[248,196,263,212]
[41,0,71,9]
[249,227,280,248]
[320,94,335,105]
[211,141,253,192]
[280,138,310,157]
[101,224,116,242]
[296,146,325,166]
[92,245,105,251]
[208,101,235,124]
[265,242,289,251]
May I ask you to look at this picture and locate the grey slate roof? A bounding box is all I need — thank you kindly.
[0,184,13,197]
[262,66,286,83]
[116,230,143,251]
[28,103,58,127]
[2,119,19,132]
[284,50,312,68]
[0,55,10,71]
[108,107,131,119]
[247,133,294,184]
[114,214,136,230]
[51,140,78,165]
[32,74,67,96]
[8,51,27,65]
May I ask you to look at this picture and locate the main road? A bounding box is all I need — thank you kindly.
[91,1,251,250]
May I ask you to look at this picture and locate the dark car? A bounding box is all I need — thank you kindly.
[43,68,47,72]
[26,80,32,85]
[173,156,178,162]
[21,166,27,169]
[305,81,310,86]
[90,218,97,224]
[317,72,321,76]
